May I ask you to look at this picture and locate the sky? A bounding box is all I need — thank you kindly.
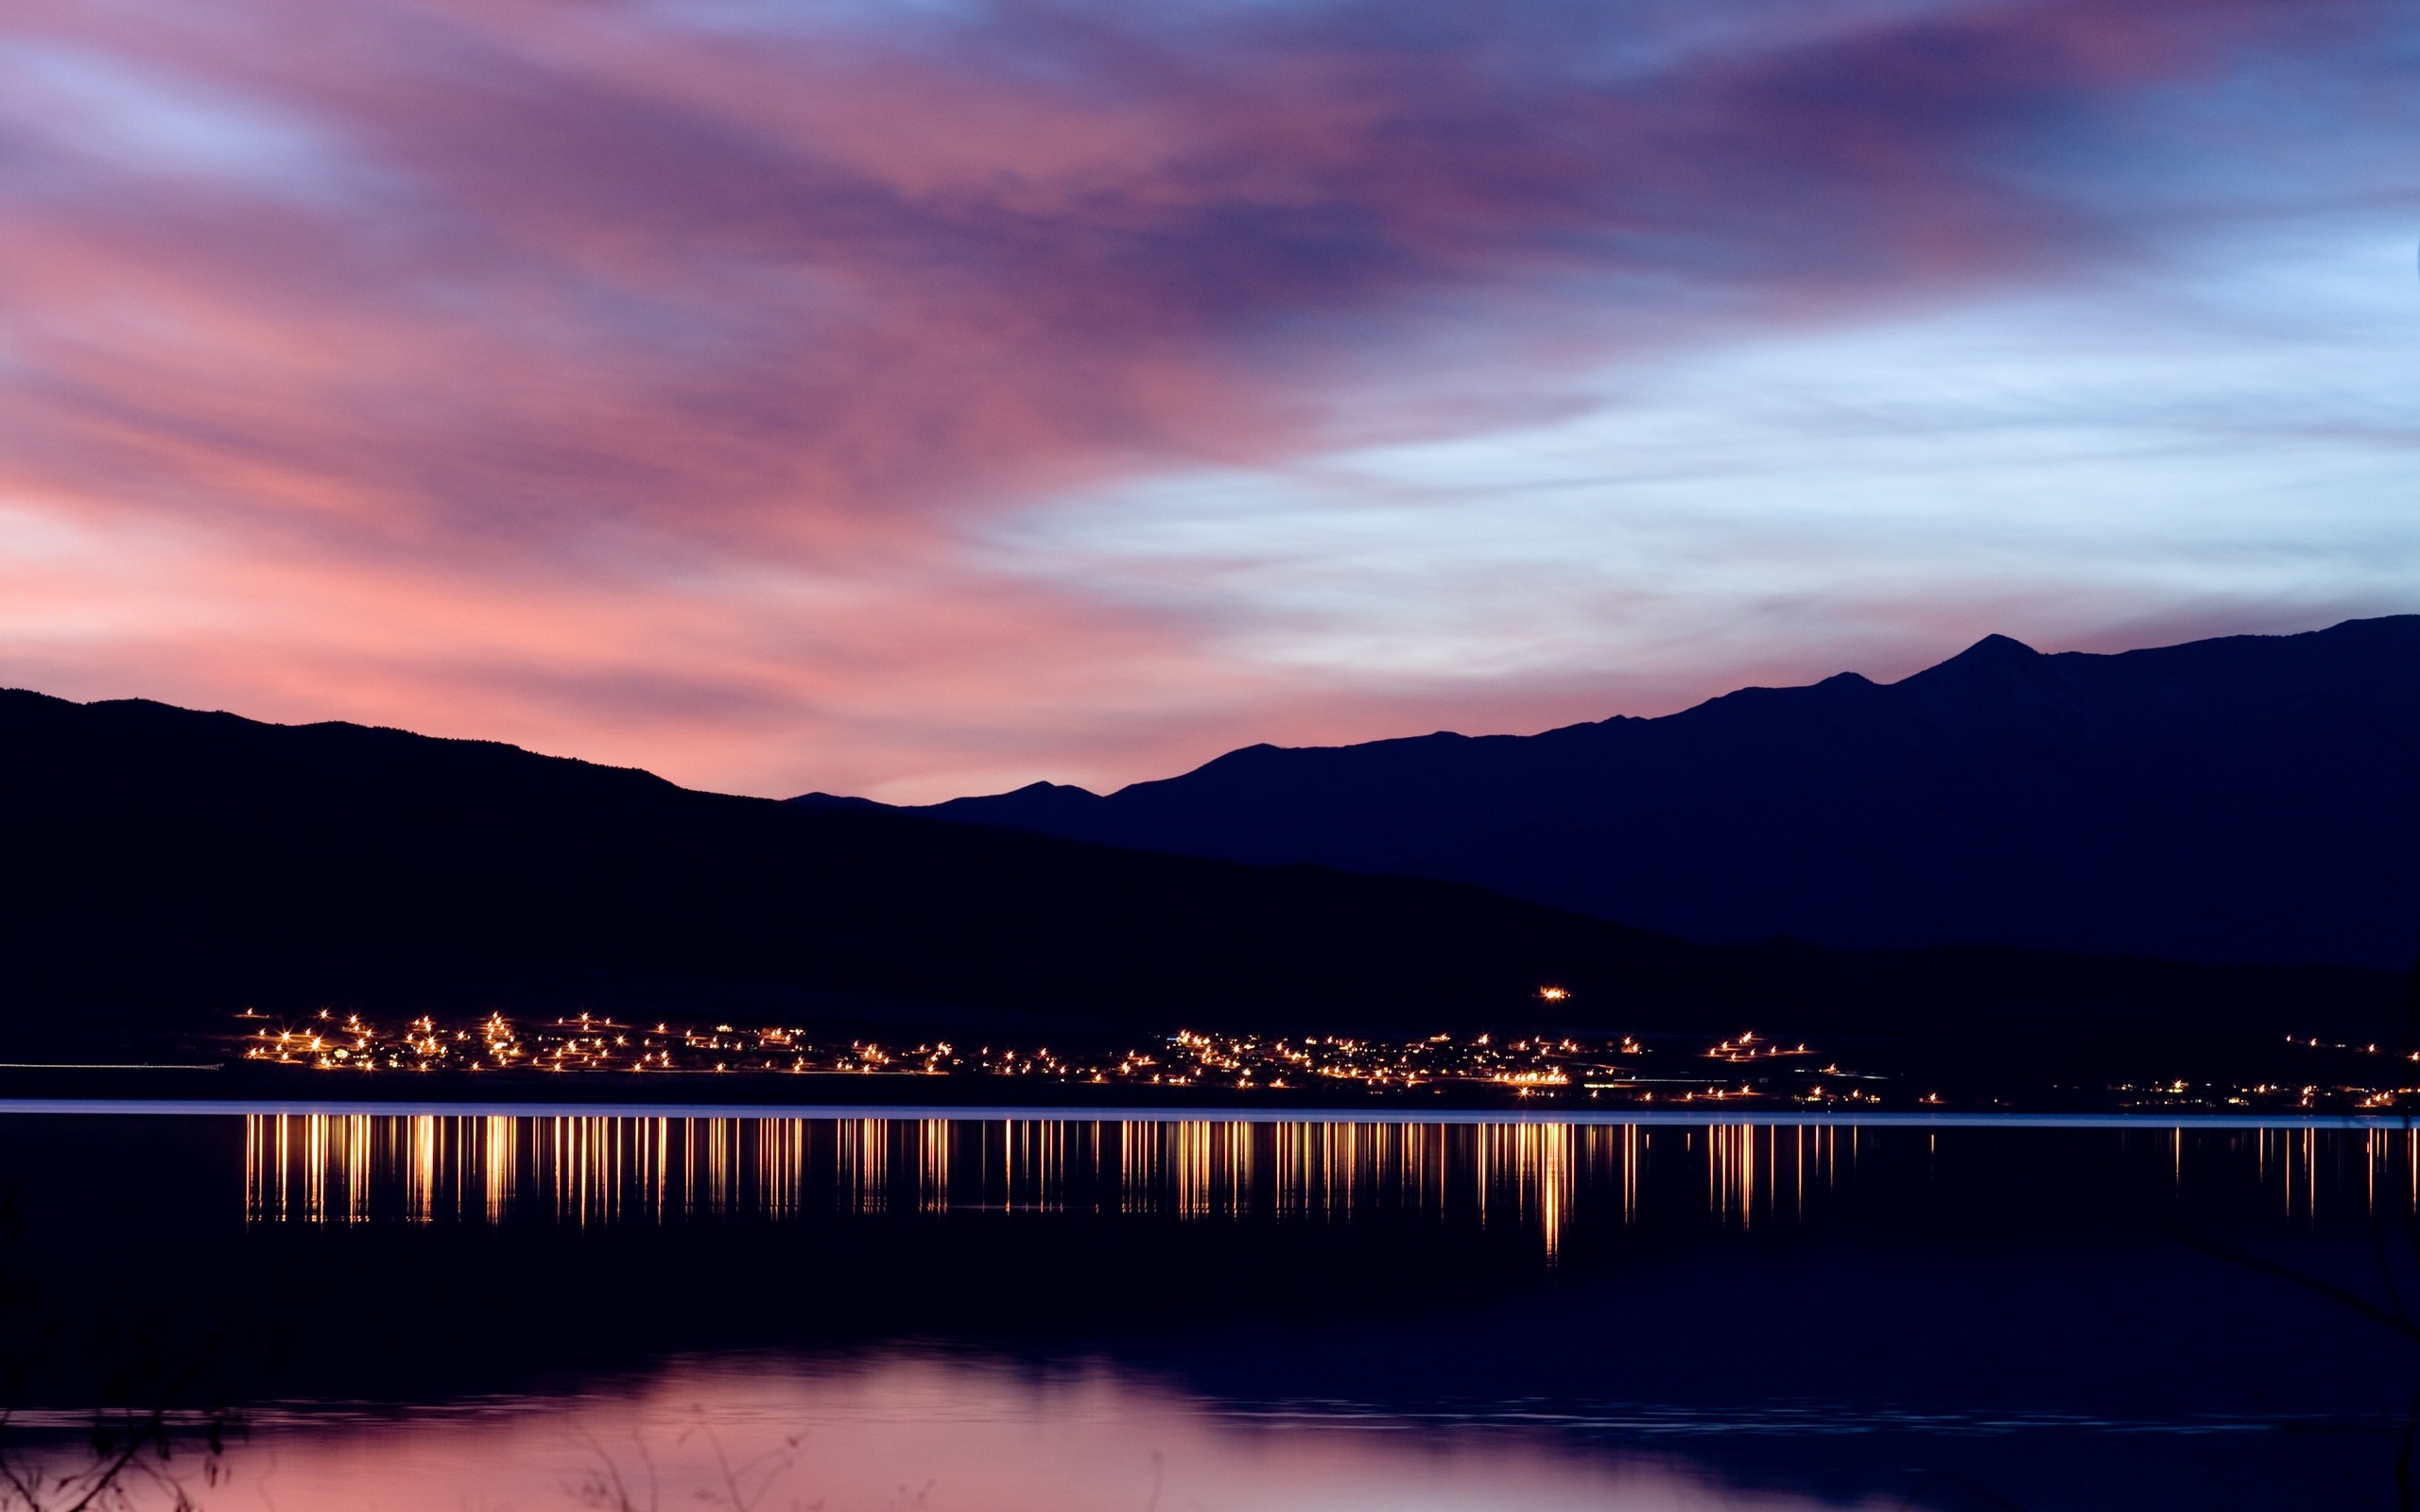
[1,0,2413,802]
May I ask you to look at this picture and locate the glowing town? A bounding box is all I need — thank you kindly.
[229,1009,2406,1112]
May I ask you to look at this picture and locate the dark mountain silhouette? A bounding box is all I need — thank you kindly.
[891,616,2420,970]
[0,687,2400,1084]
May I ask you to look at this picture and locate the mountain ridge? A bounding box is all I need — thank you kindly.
[1,682,2401,1078]
[854,616,2420,968]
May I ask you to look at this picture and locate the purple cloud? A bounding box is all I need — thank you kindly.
[0,0,2407,796]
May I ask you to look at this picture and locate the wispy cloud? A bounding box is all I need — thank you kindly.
[0,0,2411,798]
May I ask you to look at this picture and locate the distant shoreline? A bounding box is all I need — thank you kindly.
[0,1091,2402,1131]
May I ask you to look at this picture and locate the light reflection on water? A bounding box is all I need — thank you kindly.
[244,1113,2417,1252]
[2,1111,2403,1512]
[190,1358,1868,1512]
[247,1114,1599,1251]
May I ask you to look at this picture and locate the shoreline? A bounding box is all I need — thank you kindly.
[0,1091,2404,1131]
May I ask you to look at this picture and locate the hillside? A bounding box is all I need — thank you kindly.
[0,688,2399,1081]
[893,617,2420,968]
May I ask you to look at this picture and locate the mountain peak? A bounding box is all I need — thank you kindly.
[1893,632,2046,692]
[1947,632,2040,663]
[786,790,886,809]
[920,779,1105,828]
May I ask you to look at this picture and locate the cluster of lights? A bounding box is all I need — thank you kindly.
[229,1006,2408,1109]
[1149,1029,1639,1091]
[234,1008,826,1074]
[228,1010,1889,1105]
[2096,1035,2420,1113]
[1705,1031,1812,1064]
[231,1008,1172,1079]
[221,1010,1882,1103]
[230,1008,1677,1092]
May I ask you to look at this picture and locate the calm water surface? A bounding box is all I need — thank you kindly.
[5,1107,2417,1511]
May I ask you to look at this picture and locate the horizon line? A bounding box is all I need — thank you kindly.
[1,1097,2403,1132]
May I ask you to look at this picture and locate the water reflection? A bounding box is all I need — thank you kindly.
[244,1112,2420,1251]
[247,1114,1602,1252]
[161,1357,1858,1512]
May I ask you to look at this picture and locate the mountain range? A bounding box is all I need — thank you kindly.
[0,685,2399,1074]
[857,616,2420,970]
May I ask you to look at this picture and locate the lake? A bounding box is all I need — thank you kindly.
[1,1103,2413,1510]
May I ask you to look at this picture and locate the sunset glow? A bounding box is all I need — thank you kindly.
[1,0,2411,799]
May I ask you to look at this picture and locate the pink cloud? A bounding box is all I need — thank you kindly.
[0,0,2402,797]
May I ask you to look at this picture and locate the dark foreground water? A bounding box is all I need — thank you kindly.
[4,1105,2418,1511]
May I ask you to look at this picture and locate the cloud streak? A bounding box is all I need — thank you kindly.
[0,0,2411,797]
